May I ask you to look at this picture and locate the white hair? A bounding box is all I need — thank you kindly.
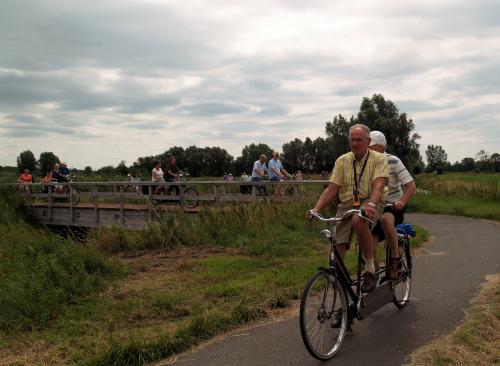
[349,124,370,139]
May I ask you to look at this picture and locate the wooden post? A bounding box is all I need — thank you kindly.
[292,184,299,201]
[69,184,74,225]
[214,184,220,203]
[113,185,117,203]
[48,184,53,222]
[93,185,99,225]
[148,185,153,222]
[119,185,124,225]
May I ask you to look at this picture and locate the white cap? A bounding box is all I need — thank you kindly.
[369,131,387,147]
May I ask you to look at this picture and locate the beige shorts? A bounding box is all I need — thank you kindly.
[335,199,382,249]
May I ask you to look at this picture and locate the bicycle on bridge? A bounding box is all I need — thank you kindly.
[152,171,199,209]
[300,206,415,360]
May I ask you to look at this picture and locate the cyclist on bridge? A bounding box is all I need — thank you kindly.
[310,124,388,293]
[368,131,416,280]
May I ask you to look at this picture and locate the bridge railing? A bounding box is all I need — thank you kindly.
[10,180,329,205]
[8,180,330,227]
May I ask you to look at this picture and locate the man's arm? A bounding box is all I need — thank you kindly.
[395,180,416,210]
[312,183,339,213]
[365,177,387,219]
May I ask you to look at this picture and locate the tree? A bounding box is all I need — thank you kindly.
[459,157,475,172]
[282,138,304,172]
[490,153,500,172]
[16,150,37,173]
[204,147,233,177]
[355,94,422,171]
[116,160,129,176]
[425,145,448,172]
[96,165,116,176]
[475,150,492,171]
[83,166,93,176]
[325,114,354,161]
[234,143,273,174]
[39,152,60,174]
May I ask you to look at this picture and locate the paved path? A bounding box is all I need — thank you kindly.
[166,214,500,366]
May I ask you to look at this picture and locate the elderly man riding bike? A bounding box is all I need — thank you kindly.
[310,124,388,293]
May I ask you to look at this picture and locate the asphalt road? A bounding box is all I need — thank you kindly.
[165,214,500,366]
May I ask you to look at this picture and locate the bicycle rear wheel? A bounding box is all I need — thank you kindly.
[182,186,199,208]
[393,237,412,308]
[300,271,348,360]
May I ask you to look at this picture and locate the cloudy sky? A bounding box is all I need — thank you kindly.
[1,0,499,168]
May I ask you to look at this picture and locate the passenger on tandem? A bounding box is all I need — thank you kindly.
[368,131,417,280]
[268,151,291,195]
[151,161,164,195]
[41,171,53,194]
[52,163,68,193]
[310,124,389,293]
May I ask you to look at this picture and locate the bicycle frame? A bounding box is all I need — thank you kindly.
[309,209,369,319]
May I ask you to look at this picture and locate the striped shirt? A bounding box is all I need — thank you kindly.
[384,153,414,202]
[329,150,389,203]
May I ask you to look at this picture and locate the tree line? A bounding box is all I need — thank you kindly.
[8,94,499,179]
[425,145,500,174]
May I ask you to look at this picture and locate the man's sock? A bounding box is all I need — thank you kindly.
[365,257,375,273]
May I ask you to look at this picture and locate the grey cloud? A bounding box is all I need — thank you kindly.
[0,70,179,114]
[247,79,282,91]
[177,102,250,116]
[257,104,288,116]
[394,100,459,113]
[1,113,98,137]
[0,0,218,72]
[126,121,168,130]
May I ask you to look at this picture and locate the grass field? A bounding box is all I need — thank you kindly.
[410,173,500,221]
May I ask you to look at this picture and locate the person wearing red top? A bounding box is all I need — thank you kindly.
[18,169,33,193]
[18,169,33,183]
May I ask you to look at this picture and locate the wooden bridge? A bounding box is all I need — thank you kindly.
[15,180,326,229]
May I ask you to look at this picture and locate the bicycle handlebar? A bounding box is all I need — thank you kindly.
[307,208,375,225]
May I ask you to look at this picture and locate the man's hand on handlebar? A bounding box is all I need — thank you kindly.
[364,204,376,220]
[394,200,405,211]
[306,208,319,221]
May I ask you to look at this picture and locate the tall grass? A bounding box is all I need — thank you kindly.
[416,173,499,200]
[411,173,500,220]
[0,189,122,333]
[88,201,319,256]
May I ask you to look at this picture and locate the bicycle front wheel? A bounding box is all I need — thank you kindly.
[393,237,412,308]
[182,187,199,208]
[300,271,348,360]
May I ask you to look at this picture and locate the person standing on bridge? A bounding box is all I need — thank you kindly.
[368,131,417,280]
[310,124,388,293]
